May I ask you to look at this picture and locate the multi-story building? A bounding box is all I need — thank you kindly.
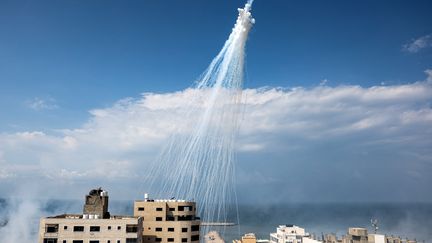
[133,194,200,243]
[38,188,143,243]
[269,225,321,243]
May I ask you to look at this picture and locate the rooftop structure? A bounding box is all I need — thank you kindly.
[83,187,110,219]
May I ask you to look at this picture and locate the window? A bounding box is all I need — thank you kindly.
[156,217,162,221]
[138,207,144,211]
[73,226,84,232]
[63,226,68,230]
[191,225,199,232]
[72,241,83,243]
[155,227,162,232]
[182,238,188,243]
[156,207,163,211]
[178,215,193,221]
[166,216,174,221]
[117,226,121,230]
[45,224,59,233]
[155,238,161,242]
[89,241,99,243]
[191,235,199,241]
[108,226,112,230]
[168,228,174,232]
[182,228,188,232]
[43,239,57,243]
[90,226,101,232]
[178,206,192,211]
[126,225,138,233]
[167,238,174,242]
[126,239,137,243]
[169,207,175,211]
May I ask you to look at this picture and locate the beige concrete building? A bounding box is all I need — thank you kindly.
[342,228,368,243]
[233,233,257,243]
[39,214,143,243]
[133,194,200,243]
[38,188,143,243]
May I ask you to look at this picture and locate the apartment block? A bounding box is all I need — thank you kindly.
[133,194,200,243]
[38,188,143,243]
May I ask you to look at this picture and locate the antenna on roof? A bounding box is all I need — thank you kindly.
[371,219,379,234]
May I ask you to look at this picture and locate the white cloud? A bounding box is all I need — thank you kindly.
[26,97,58,111]
[403,34,432,53]
[0,70,432,200]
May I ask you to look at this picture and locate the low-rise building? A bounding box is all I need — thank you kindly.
[38,188,143,243]
[233,233,257,243]
[269,225,322,243]
[322,228,416,243]
[342,228,368,243]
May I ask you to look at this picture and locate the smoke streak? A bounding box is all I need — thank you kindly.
[144,0,255,237]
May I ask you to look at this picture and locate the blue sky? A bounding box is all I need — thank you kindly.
[0,0,432,203]
[1,0,431,131]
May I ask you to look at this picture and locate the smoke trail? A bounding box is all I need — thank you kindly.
[145,0,255,238]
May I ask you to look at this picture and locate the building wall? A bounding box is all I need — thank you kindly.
[368,234,385,243]
[342,228,368,243]
[38,216,143,243]
[134,200,200,243]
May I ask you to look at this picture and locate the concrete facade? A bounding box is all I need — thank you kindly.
[38,215,143,243]
[342,228,368,243]
[133,197,200,243]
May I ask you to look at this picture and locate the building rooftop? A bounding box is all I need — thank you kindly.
[46,214,139,220]
[135,199,191,202]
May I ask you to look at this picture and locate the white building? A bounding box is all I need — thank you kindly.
[270,225,322,243]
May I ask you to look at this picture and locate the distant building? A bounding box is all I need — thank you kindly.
[323,228,416,243]
[269,225,322,243]
[133,193,200,243]
[233,233,257,243]
[38,188,143,243]
[342,228,368,243]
